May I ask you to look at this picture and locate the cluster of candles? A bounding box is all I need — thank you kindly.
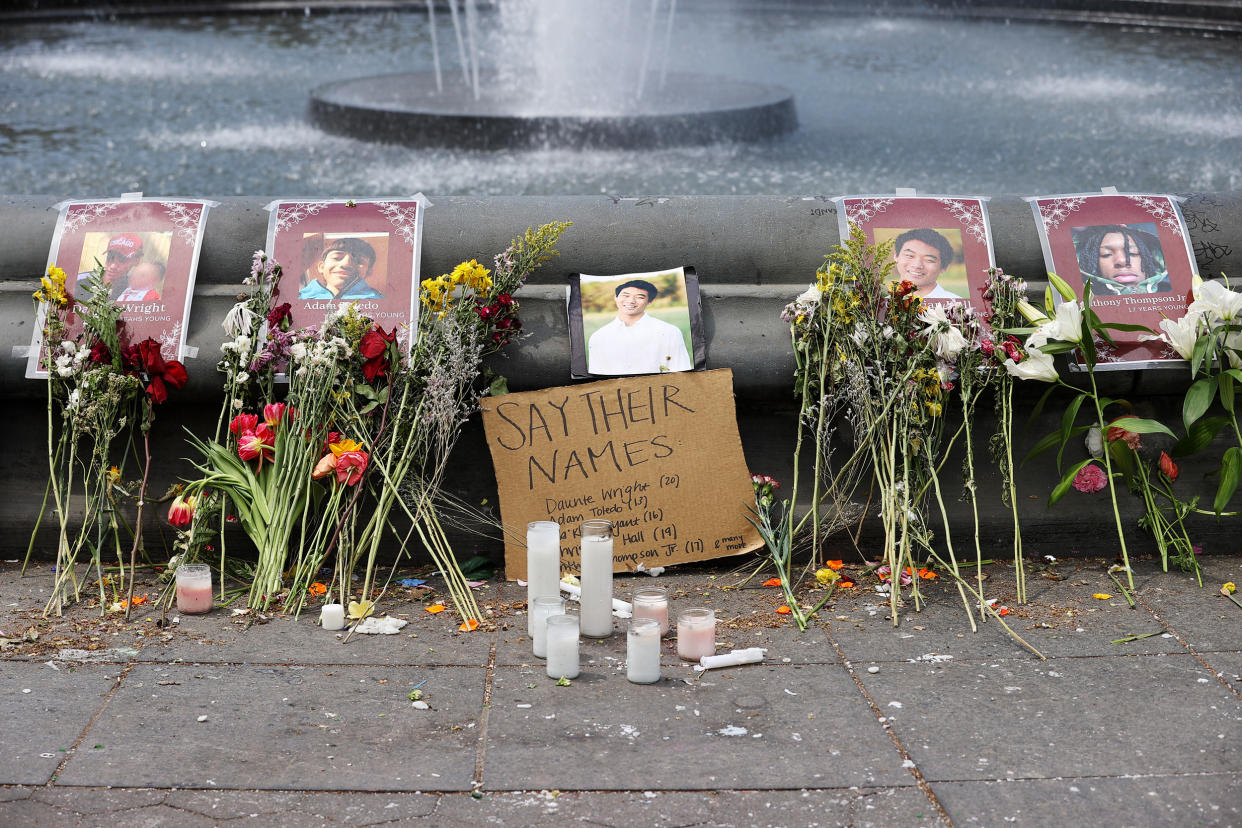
[527,519,720,683]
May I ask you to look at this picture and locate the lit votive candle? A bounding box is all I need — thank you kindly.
[578,520,614,638]
[677,607,716,661]
[526,521,562,635]
[320,603,346,631]
[632,586,669,636]
[626,617,662,684]
[545,613,580,679]
[174,564,213,614]
[530,595,565,659]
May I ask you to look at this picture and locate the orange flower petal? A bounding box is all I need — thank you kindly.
[131,595,148,606]
[839,578,856,588]
[459,618,480,632]
[998,607,1011,616]
[308,582,327,596]
[762,578,782,587]
[776,605,792,615]
[425,604,446,614]
[825,560,844,570]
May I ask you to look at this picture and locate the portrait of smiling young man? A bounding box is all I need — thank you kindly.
[586,278,692,376]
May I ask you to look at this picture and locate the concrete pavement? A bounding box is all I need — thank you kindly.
[2,553,1241,827]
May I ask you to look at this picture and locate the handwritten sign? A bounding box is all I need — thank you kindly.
[481,369,763,579]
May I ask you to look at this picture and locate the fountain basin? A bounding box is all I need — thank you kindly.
[308,71,798,149]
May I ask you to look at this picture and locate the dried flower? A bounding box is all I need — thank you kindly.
[1073,463,1108,493]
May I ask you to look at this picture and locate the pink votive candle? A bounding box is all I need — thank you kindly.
[175,564,213,614]
[676,607,716,661]
[632,587,669,636]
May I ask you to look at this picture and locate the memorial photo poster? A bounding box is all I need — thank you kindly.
[264,198,426,347]
[834,195,996,305]
[1028,193,1199,368]
[567,266,704,379]
[26,197,215,379]
[480,369,763,579]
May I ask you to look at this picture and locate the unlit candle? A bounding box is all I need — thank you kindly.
[676,607,716,661]
[632,586,669,635]
[578,520,614,638]
[526,521,561,635]
[699,647,765,670]
[174,564,213,614]
[320,603,346,631]
[545,613,580,679]
[531,595,565,658]
[627,618,662,684]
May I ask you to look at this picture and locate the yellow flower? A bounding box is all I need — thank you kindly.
[105,465,121,487]
[815,568,840,585]
[924,400,942,417]
[1224,582,1237,594]
[329,438,363,457]
[1093,593,1112,600]
[347,599,375,620]
[34,265,70,307]
[451,259,492,293]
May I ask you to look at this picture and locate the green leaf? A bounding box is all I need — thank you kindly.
[1108,440,1136,479]
[1097,320,1156,334]
[1023,424,1091,466]
[1214,446,1242,515]
[1190,334,1212,379]
[1183,378,1217,430]
[1107,417,1175,439]
[1222,372,1236,415]
[1026,384,1058,430]
[1039,341,1079,355]
[354,383,377,400]
[1047,271,1078,302]
[1173,416,1230,458]
[1050,458,1096,507]
[1058,393,1088,450]
[489,374,510,397]
[1225,369,1242,384]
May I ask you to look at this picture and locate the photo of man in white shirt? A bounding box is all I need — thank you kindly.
[587,279,692,376]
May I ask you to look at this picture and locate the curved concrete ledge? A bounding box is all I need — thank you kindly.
[4,193,1241,560]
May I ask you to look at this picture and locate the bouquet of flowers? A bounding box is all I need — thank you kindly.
[31,264,188,615]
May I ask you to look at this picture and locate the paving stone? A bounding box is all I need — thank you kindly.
[164,789,440,824]
[435,787,943,827]
[483,663,911,790]
[826,558,1188,662]
[0,786,32,802]
[1138,555,1242,654]
[130,587,498,668]
[55,664,484,791]
[0,797,74,823]
[861,654,1242,781]
[0,661,117,785]
[32,785,166,813]
[932,773,1242,826]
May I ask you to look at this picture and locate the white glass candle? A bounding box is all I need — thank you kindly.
[174,564,213,614]
[545,613,580,679]
[626,618,662,684]
[578,520,614,638]
[320,603,346,631]
[530,595,565,658]
[676,607,716,661]
[632,586,669,635]
[526,521,562,635]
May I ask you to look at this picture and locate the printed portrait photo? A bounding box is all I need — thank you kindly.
[297,232,391,301]
[1070,222,1170,296]
[569,267,703,379]
[75,230,174,304]
[872,227,967,300]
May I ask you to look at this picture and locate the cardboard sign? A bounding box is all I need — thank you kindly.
[481,369,763,579]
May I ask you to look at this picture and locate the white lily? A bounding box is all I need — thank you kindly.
[1139,313,1201,360]
[1004,329,1058,382]
[1189,279,1242,323]
[1043,301,1083,344]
